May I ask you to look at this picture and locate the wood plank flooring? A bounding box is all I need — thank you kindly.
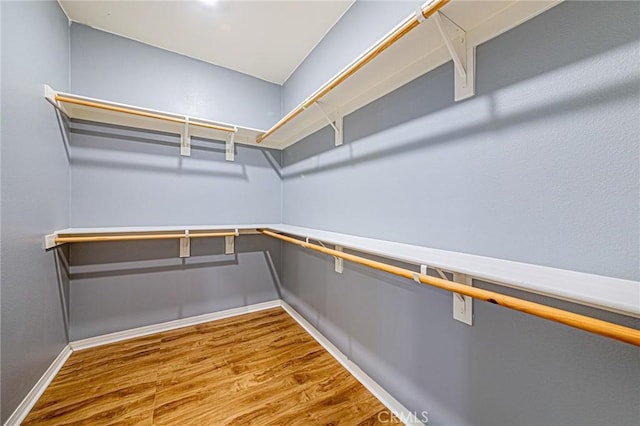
[23,308,400,425]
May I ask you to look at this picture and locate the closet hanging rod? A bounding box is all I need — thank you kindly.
[259,229,640,347]
[54,95,238,133]
[54,231,237,245]
[256,0,449,143]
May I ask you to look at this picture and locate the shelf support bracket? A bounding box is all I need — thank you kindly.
[181,117,191,157]
[334,245,344,273]
[314,102,343,146]
[225,229,239,254]
[180,230,190,258]
[433,267,473,325]
[433,12,475,101]
[452,272,473,326]
[226,128,236,162]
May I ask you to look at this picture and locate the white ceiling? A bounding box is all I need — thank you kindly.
[58,0,355,85]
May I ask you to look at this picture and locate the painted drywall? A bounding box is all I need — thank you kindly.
[66,24,283,339]
[70,23,281,130]
[282,1,640,425]
[69,24,283,227]
[283,246,640,426]
[0,1,70,422]
[68,235,282,340]
[282,0,419,112]
[283,1,639,281]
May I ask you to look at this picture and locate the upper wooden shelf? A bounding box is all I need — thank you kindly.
[45,1,561,153]
[260,0,562,149]
[44,85,283,153]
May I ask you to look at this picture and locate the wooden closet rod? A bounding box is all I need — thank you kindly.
[54,95,237,133]
[260,229,640,346]
[55,231,236,244]
[256,0,449,143]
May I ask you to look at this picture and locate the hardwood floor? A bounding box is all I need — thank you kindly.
[23,308,400,425]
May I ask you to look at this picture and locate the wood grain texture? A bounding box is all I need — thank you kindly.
[23,308,401,425]
[55,231,235,244]
[255,0,450,143]
[55,95,237,133]
[260,230,640,347]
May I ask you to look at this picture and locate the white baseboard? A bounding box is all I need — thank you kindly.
[281,300,424,425]
[70,300,281,351]
[7,299,417,426]
[4,345,73,426]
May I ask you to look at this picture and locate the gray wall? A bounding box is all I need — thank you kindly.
[283,246,640,426]
[283,0,419,112]
[71,23,281,130]
[69,24,283,227]
[66,24,283,340]
[68,235,282,341]
[282,1,640,425]
[0,1,70,422]
[283,1,639,281]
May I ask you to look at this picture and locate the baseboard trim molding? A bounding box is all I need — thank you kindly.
[281,300,424,426]
[7,299,416,426]
[4,345,73,426]
[70,300,281,351]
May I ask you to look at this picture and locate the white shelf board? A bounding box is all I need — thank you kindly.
[264,0,562,148]
[270,224,640,318]
[45,86,282,150]
[52,224,278,236]
[46,221,638,318]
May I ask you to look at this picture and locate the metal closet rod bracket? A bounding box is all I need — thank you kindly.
[433,11,476,101]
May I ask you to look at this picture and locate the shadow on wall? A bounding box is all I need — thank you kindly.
[283,63,639,175]
[54,116,283,178]
[53,245,71,342]
[61,234,284,340]
[283,0,640,170]
[66,235,280,284]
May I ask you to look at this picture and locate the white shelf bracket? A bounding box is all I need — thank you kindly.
[433,12,475,101]
[453,272,473,326]
[44,233,59,249]
[334,245,344,273]
[180,230,190,258]
[225,230,238,254]
[314,102,343,146]
[434,267,473,325]
[181,117,191,157]
[226,128,236,162]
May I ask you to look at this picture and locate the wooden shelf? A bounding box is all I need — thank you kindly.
[46,2,562,152]
[51,224,272,236]
[261,0,562,148]
[271,224,640,319]
[44,86,283,151]
[45,223,640,319]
